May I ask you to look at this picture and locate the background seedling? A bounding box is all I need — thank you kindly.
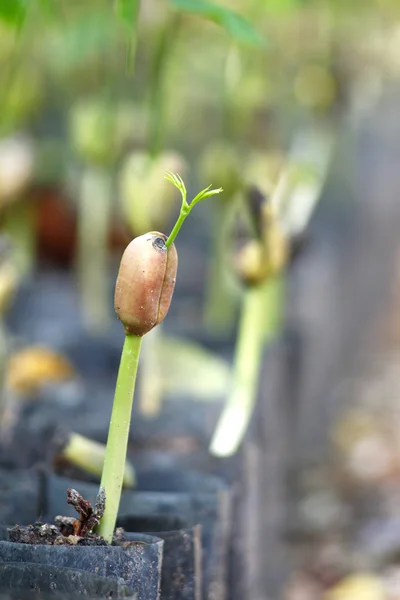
[69,99,135,333]
[210,128,333,457]
[210,196,288,457]
[60,433,135,489]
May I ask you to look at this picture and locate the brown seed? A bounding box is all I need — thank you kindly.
[114,231,178,336]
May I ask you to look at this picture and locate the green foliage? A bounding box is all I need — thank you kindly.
[114,0,140,70]
[50,11,119,71]
[263,0,314,11]
[0,0,26,28]
[36,0,60,21]
[115,0,140,27]
[168,0,263,45]
[0,0,262,47]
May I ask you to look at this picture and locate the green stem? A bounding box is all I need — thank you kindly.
[77,166,113,333]
[165,205,189,248]
[3,200,36,278]
[98,333,143,542]
[0,319,8,419]
[203,199,238,333]
[121,0,141,74]
[221,43,241,141]
[148,13,180,157]
[209,276,284,457]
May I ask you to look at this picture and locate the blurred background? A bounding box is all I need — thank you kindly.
[2,0,400,598]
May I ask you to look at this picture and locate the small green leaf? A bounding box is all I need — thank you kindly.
[191,184,223,206]
[115,0,140,28]
[169,0,263,45]
[165,171,187,206]
[165,173,222,247]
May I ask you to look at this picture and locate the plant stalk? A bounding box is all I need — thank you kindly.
[98,333,142,542]
[210,275,284,457]
[3,200,36,278]
[203,198,238,333]
[148,13,181,157]
[77,166,113,333]
[0,319,8,422]
[222,43,241,141]
[165,206,188,248]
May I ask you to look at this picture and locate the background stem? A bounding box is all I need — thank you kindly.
[148,13,181,158]
[3,199,36,278]
[210,276,284,457]
[98,333,142,542]
[165,208,187,248]
[77,166,113,333]
[203,199,238,334]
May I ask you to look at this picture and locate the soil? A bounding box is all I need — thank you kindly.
[6,487,131,548]
[7,522,133,548]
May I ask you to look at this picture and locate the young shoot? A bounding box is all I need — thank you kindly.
[164,171,223,248]
[98,173,222,542]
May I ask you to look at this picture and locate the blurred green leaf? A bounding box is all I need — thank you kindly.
[115,0,140,28]
[262,0,310,11]
[158,335,231,400]
[49,11,119,71]
[0,0,26,28]
[169,0,263,45]
[36,0,60,20]
[115,0,140,71]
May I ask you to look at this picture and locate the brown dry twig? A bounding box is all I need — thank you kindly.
[66,486,106,537]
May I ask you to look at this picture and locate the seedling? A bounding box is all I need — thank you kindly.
[98,173,222,542]
[69,99,135,333]
[210,127,334,457]
[210,197,288,457]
